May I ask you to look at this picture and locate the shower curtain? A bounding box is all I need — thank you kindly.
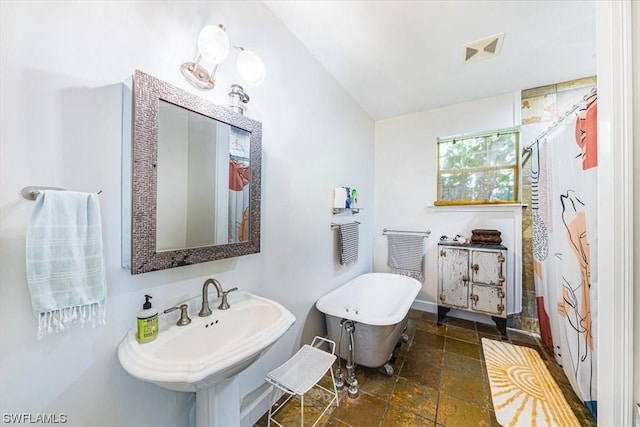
[531,94,597,417]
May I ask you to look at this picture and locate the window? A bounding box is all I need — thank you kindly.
[436,127,519,205]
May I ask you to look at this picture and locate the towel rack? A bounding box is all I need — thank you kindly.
[331,221,360,229]
[21,186,102,201]
[21,186,66,200]
[383,228,431,237]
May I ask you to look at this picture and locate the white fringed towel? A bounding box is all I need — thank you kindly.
[337,222,359,265]
[386,234,425,281]
[26,190,106,339]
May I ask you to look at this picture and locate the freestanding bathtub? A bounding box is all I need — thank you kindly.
[316,273,421,369]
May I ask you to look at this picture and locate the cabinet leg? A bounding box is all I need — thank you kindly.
[437,307,450,326]
[492,316,508,339]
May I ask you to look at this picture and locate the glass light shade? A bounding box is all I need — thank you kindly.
[197,25,230,64]
[237,50,266,86]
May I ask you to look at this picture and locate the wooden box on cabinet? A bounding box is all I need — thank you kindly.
[437,242,508,338]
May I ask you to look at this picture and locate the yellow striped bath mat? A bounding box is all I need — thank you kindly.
[482,338,580,427]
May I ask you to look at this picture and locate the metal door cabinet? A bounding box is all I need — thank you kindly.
[437,242,507,337]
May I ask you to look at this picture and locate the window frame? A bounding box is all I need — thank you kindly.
[435,127,520,206]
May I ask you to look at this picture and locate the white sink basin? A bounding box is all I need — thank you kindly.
[117,291,295,393]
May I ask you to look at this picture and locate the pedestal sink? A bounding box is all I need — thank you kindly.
[117,291,295,427]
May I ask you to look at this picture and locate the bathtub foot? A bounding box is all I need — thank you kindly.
[379,363,394,376]
[400,333,409,343]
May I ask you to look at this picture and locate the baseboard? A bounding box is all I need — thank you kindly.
[411,299,437,313]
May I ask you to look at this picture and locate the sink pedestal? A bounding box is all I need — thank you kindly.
[196,376,240,427]
[196,377,240,427]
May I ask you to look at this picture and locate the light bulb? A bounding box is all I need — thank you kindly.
[197,25,230,64]
[237,50,265,86]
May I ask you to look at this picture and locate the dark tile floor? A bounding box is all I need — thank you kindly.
[257,309,597,426]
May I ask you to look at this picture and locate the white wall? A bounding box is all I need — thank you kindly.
[373,93,523,318]
[0,2,374,426]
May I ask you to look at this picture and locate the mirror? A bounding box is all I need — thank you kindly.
[156,100,253,249]
[126,70,261,274]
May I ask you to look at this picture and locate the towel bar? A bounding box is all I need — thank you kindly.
[21,186,102,200]
[331,221,360,229]
[383,228,431,237]
[21,186,66,200]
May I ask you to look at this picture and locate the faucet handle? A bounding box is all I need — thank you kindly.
[218,287,238,310]
[164,304,191,326]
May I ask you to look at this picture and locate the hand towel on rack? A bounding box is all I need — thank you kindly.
[386,234,425,281]
[25,190,106,339]
[337,222,359,266]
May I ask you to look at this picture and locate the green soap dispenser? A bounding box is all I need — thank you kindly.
[137,294,158,343]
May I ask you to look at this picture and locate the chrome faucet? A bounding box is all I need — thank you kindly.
[199,278,239,316]
[199,279,222,317]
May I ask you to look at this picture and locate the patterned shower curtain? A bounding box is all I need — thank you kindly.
[532,94,597,417]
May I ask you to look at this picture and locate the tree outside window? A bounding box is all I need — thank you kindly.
[436,128,519,205]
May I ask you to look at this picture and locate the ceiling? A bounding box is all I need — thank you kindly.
[265,1,597,120]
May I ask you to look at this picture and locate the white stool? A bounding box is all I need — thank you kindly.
[265,337,339,426]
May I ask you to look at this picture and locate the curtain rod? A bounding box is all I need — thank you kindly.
[437,126,519,144]
[522,87,597,155]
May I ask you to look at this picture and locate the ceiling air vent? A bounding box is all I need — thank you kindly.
[463,32,505,63]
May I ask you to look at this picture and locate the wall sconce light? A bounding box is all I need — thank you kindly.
[180,24,266,91]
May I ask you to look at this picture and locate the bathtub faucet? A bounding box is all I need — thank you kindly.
[199,278,238,316]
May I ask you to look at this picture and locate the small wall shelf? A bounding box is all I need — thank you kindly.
[332,207,361,214]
